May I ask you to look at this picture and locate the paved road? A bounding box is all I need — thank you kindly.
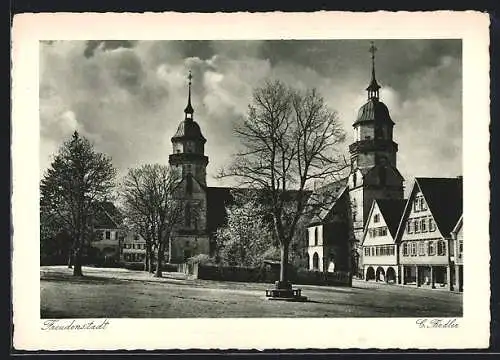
[41,266,463,318]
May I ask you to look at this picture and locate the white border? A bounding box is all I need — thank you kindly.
[12,11,490,350]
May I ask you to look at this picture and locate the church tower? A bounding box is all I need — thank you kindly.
[169,71,209,185]
[348,42,405,271]
[168,71,210,263]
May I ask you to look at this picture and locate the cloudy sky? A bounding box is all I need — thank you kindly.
[39,40,462,192]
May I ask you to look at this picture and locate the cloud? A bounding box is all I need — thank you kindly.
[39,40,462,189]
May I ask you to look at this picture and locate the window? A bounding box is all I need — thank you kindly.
[414,219,420,233]
[364,247,370,256]
[186,174,193,194]
[437,240,447,256]
[418,241,426,256]
[421,218,427,232]
[371,247,375,256]
[185,203,192,227]
[314,227,318,246]
[381,227,387,236]
[411,242,417,256]
[414,198,420,212]
[105,231,111,239]
[458,240,463,258]
[402,242,408,256]
[374,214,380,223]
[420,197,427,211]
[407,221,413,234]
[428,241,436,256]
[390,245,395,256]
[429,218,436,232]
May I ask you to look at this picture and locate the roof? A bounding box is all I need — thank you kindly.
[452,214,463,235]
[416,177,463,236]
[375,199,406,237]
[206,187,234,234]
[205,186,315,234]
[354,98,394,126]
[306,177,349,225]
[93,201,121,229]
[171,119,206,143]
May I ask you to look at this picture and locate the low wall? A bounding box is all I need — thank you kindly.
[295,269,352,287]
[180,263,351,287]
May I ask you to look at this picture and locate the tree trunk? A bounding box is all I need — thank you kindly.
[73,248,83,276]
[154,245,163,278]
[144,250,149,272]
[279,241,290,287]
[67,249,73,268]
[148,245,154,273]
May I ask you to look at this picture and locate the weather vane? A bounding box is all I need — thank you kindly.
[369,41,377,64]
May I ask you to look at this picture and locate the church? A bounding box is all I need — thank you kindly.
[306,42,404,277]
[166,42,405,275]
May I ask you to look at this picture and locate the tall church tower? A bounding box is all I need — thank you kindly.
[169,71,209,185]
[348,42,405,272]
[168,71,210,263]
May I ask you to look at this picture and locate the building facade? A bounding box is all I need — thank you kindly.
[396,177,462,290]
[89,202,122,265]
[451,214,463,292]
[306,183,351,273]
[362,199,405,283]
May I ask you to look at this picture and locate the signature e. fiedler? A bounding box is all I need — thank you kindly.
[42,319,110,331]
[416,318,459,329]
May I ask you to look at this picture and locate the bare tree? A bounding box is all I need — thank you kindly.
[120,164,183,277]
[219,80,347,288]
[40,131,116,276]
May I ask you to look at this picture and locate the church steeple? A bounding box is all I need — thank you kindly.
[184,70,194,119]
[366,41,381,100]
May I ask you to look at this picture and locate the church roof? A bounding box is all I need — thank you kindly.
[172,119,206,143]
[206,187,234,234]
[354,98,394,126]
[375,199,406,238]
[306,177,349,225]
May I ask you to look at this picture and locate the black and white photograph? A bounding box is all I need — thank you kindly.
[12,11,490,350]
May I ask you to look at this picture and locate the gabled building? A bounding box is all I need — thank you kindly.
[89,201,123,265]
[451,214,463,292]
[121,231,147,264]
[362,198,406,283]
[306,180,351,273]
[395,177,463,291]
